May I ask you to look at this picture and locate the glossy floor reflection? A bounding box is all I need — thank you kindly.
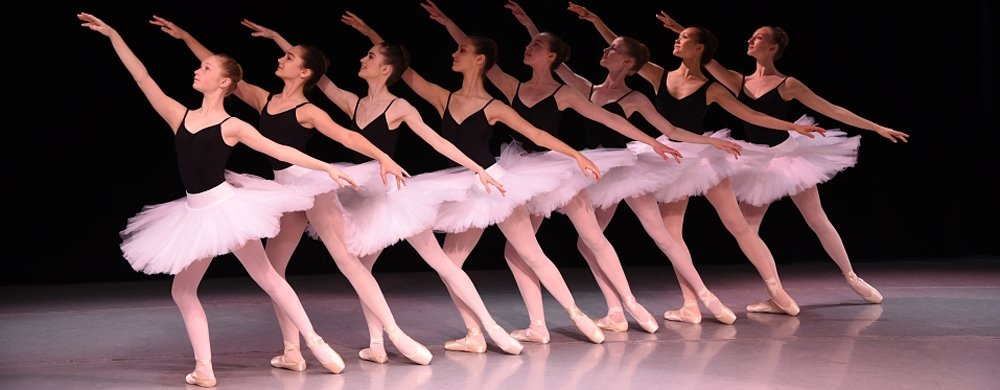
[1,258,998,389]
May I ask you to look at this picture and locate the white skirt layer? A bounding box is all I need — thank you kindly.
[336,161,472,257]
[729,116,860,206]
[584,146,679,210]
[503,142,635,217]
[275,162,366,197]
[434,143,587,233]
[628,130,751,203]
[120,173,314,275]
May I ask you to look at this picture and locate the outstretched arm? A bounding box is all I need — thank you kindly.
[709,83,826,138]
[563,90,682,161]
[505,1,539,37]
[395,102,505,194]
[230,120,358,188]
[298,105,409,188]
[489,103,601,181]
[628,95,742,158]
[80,13,186,131]
[554,62,594,97]
[782,78,909,143]
[149,15,269,111]
[567,2,665,88]
[342,10,451,114]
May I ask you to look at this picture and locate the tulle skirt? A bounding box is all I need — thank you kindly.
[583,144,680,210]
[274,162,365,197]
[498,142,635,217]
[336,161,472,257]
[628,130,751,204]
[120,173,314,275]
[729,115,860,206]
[434,143,591,233]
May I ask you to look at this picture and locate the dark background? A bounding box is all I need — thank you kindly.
[11,1,996,286]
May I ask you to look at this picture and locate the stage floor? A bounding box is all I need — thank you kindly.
[2,257,998,389]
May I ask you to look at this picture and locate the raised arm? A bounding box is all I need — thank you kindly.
[709,83,825,138]
[554,62,594,97]
[487,103,601,180]
[149,15,270,111]
[421,0,467,45]
[561,90,682,161]
[228,119,357,188]
[625,94,742,158]
[342,10,384,45]
[567,3,665,88]
[782,78,909,143]
[393,101,505,194]
[297,104,409,187]
[80,13,186,132]
[654,10,742,94]
[505,1,539,38]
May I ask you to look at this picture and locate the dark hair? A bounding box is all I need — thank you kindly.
[538,32,571,70]
[298,45,330,89]
[618,36,650,74]
[764,26,790,60]
[467,35,498,76]
[214,54,243,96]
[378,42,411,85]
[688,26,719,66]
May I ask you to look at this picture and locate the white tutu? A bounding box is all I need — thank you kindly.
[583,145,679,210]
[274,162,365,197]
[628,130,751,203]
[434,143,585,233]
[120,173,315,275]
[336,162,473,257]
[729,115,860,206]
[502,142,636,217]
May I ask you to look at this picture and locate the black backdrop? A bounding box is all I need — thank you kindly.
[11,0,996,286]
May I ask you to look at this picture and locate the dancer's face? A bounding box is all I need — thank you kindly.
[672,28,703,60]
[599,37,632,72]
[359,45,389,80]
[747,27,776,59]
[193,56,228,93]
[523,35,554,68]
[275,46,308,81]
[451,39,482,73]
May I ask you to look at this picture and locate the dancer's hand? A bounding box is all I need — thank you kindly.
[327,165,359,189]
[476,168,506,196]
[567,3,599,23]
[149,15,188,40]
[576,155,602,182]
[710,138,742,159]
[504,1,531,27]
[420,0,453,26]
[792,123,826,138]
[341,11,374,36]
[874,126,909,143]
[79,12,116,37]
[378,158,410,189]
[241,19,279,40]
[653,141,683,163]
[655,11,684,34]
